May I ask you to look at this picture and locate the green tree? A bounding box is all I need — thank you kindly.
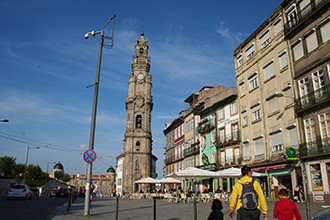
[61,173,71,182]
[54,170,65,180]
[0,156,17,176]
[14,164,26,177]
[25,164,44,179]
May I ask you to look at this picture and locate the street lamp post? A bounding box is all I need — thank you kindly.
[83,15,115,217]
[23,146,40,183]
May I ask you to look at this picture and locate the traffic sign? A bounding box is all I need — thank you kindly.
[83,149,97,164]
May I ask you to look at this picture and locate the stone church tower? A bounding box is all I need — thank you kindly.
[120,33,157,193]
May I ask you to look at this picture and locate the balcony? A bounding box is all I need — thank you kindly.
[165,155,184,165]
[299,137,330,158]
[295,85,330,113]
[284,0,329,37]
[219,156,241,167]
[183,145,199,157]
[216,132,240,148]
[196,119,215,134]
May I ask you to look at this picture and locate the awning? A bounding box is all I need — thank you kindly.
[269,169,291,176]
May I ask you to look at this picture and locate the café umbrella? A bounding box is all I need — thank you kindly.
[134,177,160,184]
[216,167,262,178]
[167,167,219,178]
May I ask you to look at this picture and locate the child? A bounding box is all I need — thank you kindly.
[207,199,224,220]
[274,189,302,220]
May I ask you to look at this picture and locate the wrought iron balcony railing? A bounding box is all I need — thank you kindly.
[284,0,328,35]
[299,137,330,157]
[295,84,330,112]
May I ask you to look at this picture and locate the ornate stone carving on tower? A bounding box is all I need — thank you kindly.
[118,33,157,194]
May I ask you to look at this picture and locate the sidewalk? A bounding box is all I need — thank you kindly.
[51,197,326,220]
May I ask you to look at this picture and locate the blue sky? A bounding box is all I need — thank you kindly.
[0,0,282,177]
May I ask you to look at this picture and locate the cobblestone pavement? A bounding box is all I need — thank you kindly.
[51,197,326,220]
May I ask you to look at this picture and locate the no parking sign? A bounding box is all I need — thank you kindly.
[83,149,97,164]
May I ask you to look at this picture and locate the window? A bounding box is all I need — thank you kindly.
[225,148,233,164]
[286,5,298,28]
[320,20,330,43]
[254,137,264,159]
[245,43,255,60]
[135,141,141,151]
[239,81,246,97]
[310,164,323,191]
[298,76,310,105]
[299,0,311,17]
[219,127,225,143]
[135,115,142,129]
[319,112,330,145]
[268,98,279,114]
[218,107,224,120]
[260,30,271,48]
[243,115,248,126]
[278,51,288,69]
[304,117,316,143]
[249,75,259,90]
[312,69,326,100]
[252,109,261,121]
[274,18,283,35]
[263,60,275,80]
[139,48,144,54]
[236,54,243,67]
[220,151,225,166]
[305,30,318,53]
[230,100,238,115]
[243,143,251,160]
[231,123,239,141]
[292,40,304,61]
[271,132,283,154]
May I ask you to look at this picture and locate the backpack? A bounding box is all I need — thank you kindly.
[240,179,258,209]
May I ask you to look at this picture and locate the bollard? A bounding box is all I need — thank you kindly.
[67,192,71,211]
[115,195,119,220]
[193,198,197,220]
[153,197,156,220]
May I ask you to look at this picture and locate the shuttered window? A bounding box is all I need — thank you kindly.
[320,21,330,43]
[279,51,288,69]
[263,61,275,80]
[292,40,304,61]
[274,19,283,35]
[306,31,318,53]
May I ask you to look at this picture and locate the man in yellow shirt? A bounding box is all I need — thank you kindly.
[229,166,267,219]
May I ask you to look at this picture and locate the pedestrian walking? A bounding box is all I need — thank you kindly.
[274,188,302,220]
[229,165,268,219]
[207,199,224,220]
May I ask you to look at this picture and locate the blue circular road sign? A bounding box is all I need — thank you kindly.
[83,149,97,164]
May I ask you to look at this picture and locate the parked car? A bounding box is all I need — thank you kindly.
[7,184,33,200]
[49,189,57,197]
[312,208,330,220]
[56,188,69,197]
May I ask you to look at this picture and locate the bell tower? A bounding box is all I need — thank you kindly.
[122,33,156,193]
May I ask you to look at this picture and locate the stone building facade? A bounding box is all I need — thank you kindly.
[116,33,157,194]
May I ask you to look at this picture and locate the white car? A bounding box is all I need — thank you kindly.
[7,184,33,200]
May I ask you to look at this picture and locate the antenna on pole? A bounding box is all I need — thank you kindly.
[103,14,116,49]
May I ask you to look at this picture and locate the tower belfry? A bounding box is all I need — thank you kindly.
[120,33,157,193]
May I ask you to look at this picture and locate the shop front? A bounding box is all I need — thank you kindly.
[304,159,330,203]
[252,163,298,200]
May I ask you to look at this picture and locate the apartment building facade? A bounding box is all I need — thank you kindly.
[163,85,240,192]
[282,0,330,203]
[234,5,300,199]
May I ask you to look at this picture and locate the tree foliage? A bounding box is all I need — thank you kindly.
[0,156,17,176]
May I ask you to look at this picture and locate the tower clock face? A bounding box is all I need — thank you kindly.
[137,73,144,80]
